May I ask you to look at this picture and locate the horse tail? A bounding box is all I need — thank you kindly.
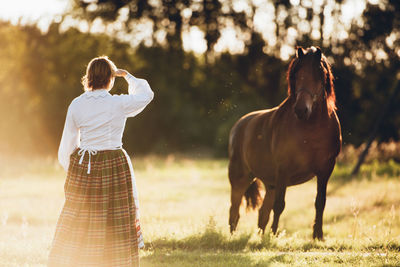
[244,178,263,210]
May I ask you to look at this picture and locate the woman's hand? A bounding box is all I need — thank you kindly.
[114,69,128,77]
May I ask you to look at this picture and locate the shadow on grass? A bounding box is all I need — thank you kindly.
[141,250,287,267]
[143,223,326,253]
[143,224,309,253]
[141,223,400,266]
[144,223,400,253]
[144,226,253,252]
[143,217,288,252]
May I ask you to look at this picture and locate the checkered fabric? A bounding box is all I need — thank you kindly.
[48,149,139,267]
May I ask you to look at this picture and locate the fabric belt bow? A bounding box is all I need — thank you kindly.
[78,148,98,174]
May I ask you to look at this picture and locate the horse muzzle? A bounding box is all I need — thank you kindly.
[294,105,311,120]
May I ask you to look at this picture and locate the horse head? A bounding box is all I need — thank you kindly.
[287,46,336,120]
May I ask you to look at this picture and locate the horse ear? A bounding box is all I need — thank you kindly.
[296,47,304,58]
[315,47,322,61]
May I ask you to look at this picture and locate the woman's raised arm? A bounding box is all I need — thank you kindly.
[117,70,154,117]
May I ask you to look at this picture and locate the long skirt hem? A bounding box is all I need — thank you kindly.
[48,149,140,267]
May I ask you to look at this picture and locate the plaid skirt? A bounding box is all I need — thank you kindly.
[48,148,142,267]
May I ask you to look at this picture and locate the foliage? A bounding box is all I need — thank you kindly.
[338,140,400,164]
[1,0,400,155]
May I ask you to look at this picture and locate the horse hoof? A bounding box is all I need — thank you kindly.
[313,231,324,240]
[271,226,278,235]
[258,228,264,235]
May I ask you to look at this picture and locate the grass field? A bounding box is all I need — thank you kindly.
[0,154,400,266]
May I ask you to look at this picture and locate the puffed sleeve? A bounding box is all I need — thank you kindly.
[121,73,154,117]
[58,103,80,172]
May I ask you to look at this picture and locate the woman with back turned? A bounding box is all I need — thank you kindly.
[48,56,154,266]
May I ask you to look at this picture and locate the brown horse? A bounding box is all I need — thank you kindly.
[228,46,341,240]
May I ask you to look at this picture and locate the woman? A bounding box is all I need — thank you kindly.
[48,56,154,267]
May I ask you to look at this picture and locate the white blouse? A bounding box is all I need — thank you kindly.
[58,73,154,172]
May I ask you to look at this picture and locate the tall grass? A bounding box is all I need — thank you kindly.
[1,145,400,266]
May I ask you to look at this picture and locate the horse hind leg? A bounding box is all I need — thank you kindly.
[271,185,286,235]
[258,185,275,234]
[228,162,253,233]
[229,183,245,233]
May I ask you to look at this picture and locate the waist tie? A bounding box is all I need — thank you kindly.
[78,148,98,174]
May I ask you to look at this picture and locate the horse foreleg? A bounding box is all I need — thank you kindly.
[271,170,287,235]
[313,177,328,240]
[258,186,275,234]
[313,159,335,240]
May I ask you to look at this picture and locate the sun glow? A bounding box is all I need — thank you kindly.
[0,0,69,30]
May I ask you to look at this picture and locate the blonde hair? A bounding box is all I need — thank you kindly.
[81,56,117,91]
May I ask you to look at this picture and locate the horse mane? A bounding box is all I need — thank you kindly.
[286,46,337,115]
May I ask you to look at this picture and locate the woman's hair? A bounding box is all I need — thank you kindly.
[81,56,117,91]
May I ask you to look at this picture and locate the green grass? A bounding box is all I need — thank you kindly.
[0,155,400,266]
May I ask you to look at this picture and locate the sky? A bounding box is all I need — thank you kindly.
[0,0,69,29]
